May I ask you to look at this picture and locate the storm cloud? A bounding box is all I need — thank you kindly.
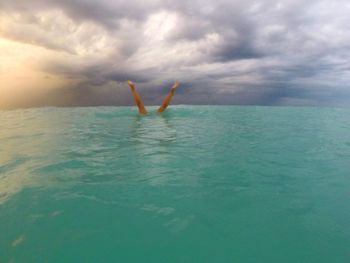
[1,0,350,108]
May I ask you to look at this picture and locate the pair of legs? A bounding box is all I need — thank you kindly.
[127,80,180,114]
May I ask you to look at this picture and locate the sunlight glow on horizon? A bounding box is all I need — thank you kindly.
[0,37,73,108]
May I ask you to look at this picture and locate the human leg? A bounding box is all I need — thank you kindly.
[157,81,180,113]
[127,80,147,114]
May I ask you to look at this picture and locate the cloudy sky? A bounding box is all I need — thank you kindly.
[0,0,350,108]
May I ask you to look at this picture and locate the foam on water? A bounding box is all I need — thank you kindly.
[1,106,350,262]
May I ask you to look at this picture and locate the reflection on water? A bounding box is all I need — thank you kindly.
[128,113,178,185]
[2,106,350,205]
[0,108,66,204]
[130,113,177,145]
[130,114,177,155]
[0,108,180,204]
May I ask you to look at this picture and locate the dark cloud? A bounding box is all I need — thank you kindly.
[1,0,350,108]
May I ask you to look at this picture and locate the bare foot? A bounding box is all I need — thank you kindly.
[171,81,180,92]
[127,80,135,90]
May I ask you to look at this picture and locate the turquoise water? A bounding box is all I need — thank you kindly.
[1,105,350,262]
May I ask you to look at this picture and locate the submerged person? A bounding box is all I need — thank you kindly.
[127,80,180,114]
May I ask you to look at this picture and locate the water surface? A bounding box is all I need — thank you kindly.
[1,106,350,262]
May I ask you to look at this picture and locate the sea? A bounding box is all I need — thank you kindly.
[1,105,350,262]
